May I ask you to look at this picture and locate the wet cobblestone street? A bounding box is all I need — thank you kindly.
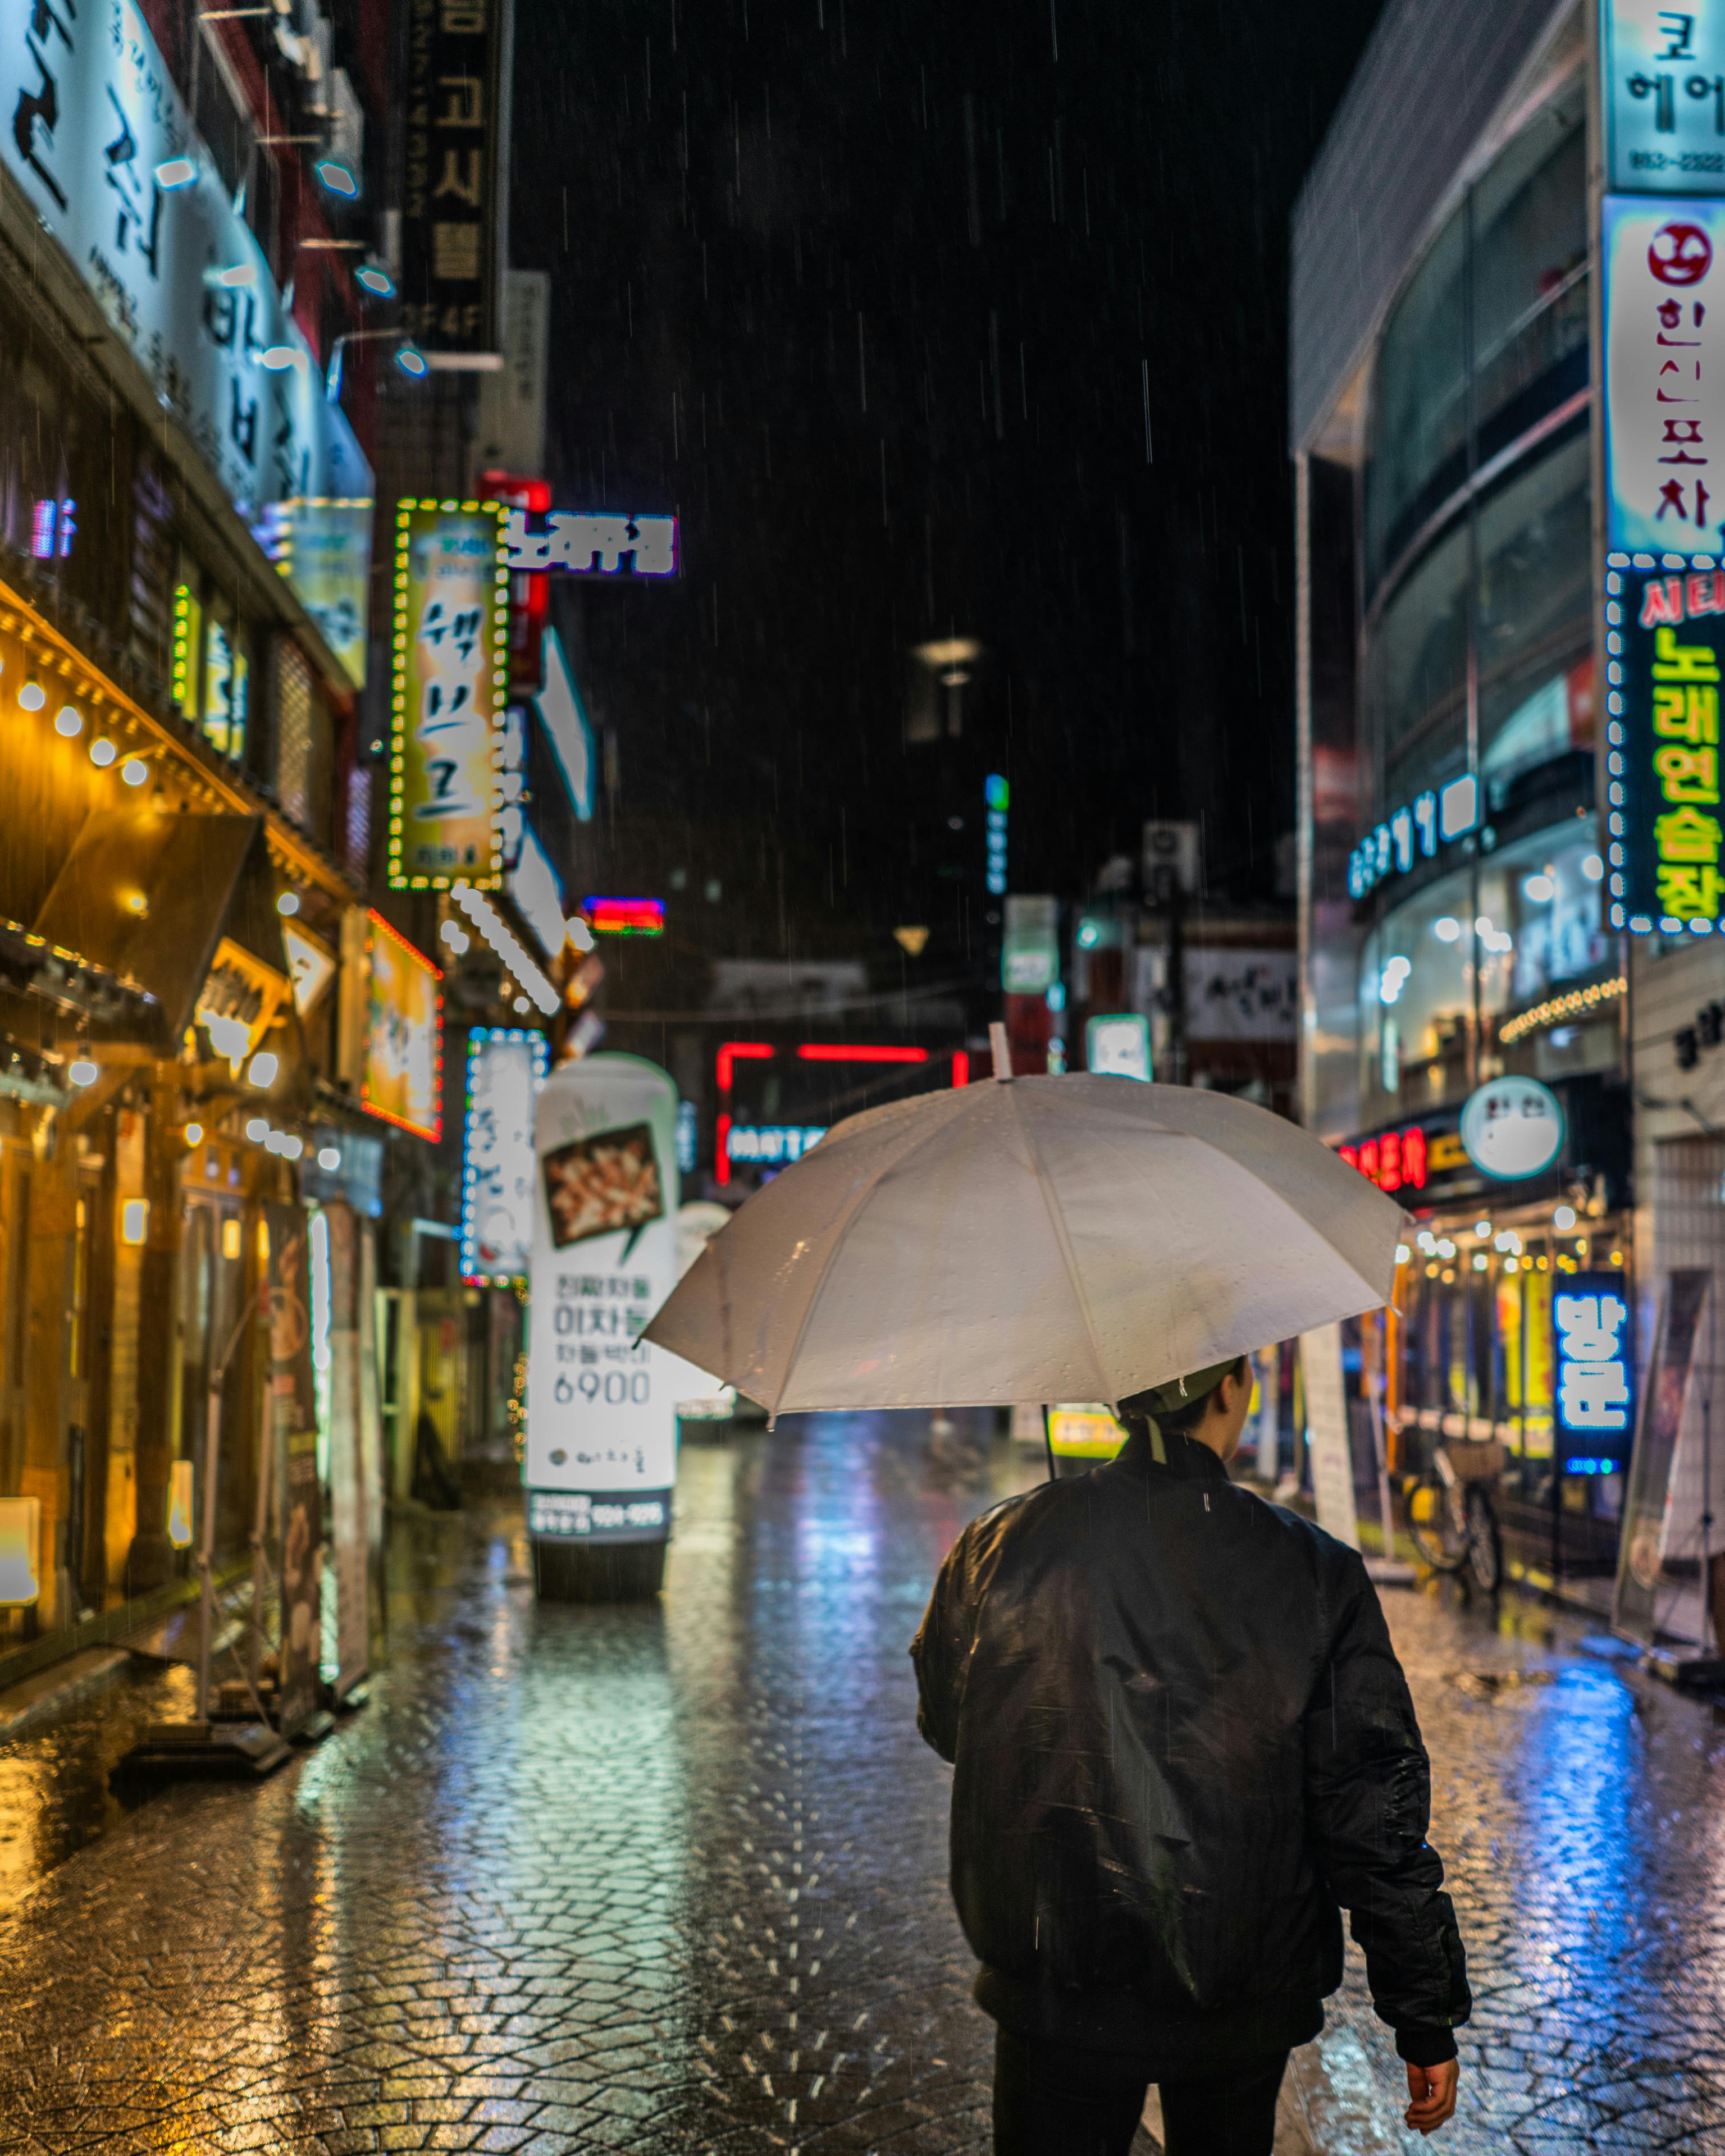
[2,1415,1725,2153]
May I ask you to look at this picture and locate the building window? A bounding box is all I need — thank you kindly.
[275,638,314,828]
[1365,77,1586,597]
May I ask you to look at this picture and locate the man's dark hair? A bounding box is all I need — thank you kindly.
[1126,1354,1249,1437]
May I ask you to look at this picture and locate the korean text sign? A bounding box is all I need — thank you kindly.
[0,0,371,530]
[526,1056,685,1543]
[1601,0,1725,194]
[1553,1271,1634,1471]
[389,501,508,888]
[462,1027,545,1285]
[1603,194,1725,554]
[360,913,442,1141]
[400,0,504,355]
[1609,564,1725,929]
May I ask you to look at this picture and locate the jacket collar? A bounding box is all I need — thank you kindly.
[1111,1424,1231,1483]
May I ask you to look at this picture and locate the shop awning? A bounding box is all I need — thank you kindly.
[32,808,294,1046]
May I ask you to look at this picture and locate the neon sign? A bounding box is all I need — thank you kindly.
[1347,776,1478,902]
[1338,1125,1428,1194]
[585,897,665,937]
[726,1125,827,1164]
[1554,1273,1633,1471]
[503,508,678,576]
[1610,562,1725,933]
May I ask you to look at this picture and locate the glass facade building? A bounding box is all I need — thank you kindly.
[1293,4,1640,1588]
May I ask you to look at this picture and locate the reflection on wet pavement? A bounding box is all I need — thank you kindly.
[0,1413,1722,2152]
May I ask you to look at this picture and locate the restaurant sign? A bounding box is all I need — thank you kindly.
[0,0,370,531]
[1606,562,1725,930]
[389,500,509,889]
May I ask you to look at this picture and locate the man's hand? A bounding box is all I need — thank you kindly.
[1404,2059,1459,2134]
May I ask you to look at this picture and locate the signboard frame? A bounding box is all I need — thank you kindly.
[389,498,510,890]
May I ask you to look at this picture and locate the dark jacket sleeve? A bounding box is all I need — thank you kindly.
[1302,1554,1471,2063]
[910,1525,976,1764]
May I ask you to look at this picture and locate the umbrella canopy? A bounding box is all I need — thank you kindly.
[646,1072,1404,1413]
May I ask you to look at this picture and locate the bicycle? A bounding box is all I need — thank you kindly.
[1404,1443,1503,1595]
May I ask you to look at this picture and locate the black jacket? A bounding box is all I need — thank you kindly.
[911,1428,1470,2069]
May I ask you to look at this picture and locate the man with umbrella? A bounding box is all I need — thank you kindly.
[647,1054,1467,2151]
[912,1355,1468,2155]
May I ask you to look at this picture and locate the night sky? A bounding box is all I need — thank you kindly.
[510,0,1383,971]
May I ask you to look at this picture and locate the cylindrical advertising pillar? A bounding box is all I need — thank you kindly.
[525,1054,682,1600]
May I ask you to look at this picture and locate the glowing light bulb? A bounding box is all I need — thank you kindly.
[54,706,81,737]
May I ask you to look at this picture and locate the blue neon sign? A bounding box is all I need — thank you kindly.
[1554,1270,1633,1473]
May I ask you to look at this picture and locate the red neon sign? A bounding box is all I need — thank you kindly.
[952,1050,969,1087]
[1339,1125,1427,1194]
[795,1044,929,1064]
[585,897,665,936]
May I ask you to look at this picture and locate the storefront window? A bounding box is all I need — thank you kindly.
[1361,815,1610,1116]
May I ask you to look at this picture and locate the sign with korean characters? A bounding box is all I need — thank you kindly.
[1614,1267,1710,1648]
[263,500,373,689]
[1609,563,1725,929]
[1603,194,1725,553]
[525,1056,690,1545]
[1602,1,1725,193]
[400,0,505,357]
[389,500,509,888]
[0,0,371,532]
[1553,1272,1635,1472]
[462,1027,546,1285]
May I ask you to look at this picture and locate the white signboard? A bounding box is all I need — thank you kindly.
[462,1029,546,1286]
[1188,949,1299,1041]
[0,0,371,526]
[504,508,678,575]
[1602,0,1725,194]
[1459,1074,1566,1180]
[525,1055,682,1542]
[1300,1323,1359,1550]
[1604,193,1725,554]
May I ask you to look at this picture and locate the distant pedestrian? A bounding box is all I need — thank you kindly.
[912,1356,1469,2155]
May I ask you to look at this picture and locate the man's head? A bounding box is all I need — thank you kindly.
[1120,1355,1254,1464]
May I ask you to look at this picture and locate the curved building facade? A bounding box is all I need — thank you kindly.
[1293,3,1639,1588]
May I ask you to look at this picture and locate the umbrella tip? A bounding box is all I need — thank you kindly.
[989,1021,1012,1081]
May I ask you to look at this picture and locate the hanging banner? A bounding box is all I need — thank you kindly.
[262,500,373,689]
[360,912,443,1140]
[0,0,371,528]
[1603,193,1725,556]
[400,0,506,358]
[1616,1267,1714,1648]
[1300,1322,1359,1550]
[1609,564,1725,932]
[389,500,509,889]
[462,1026,546,1284]
[266,1202,324,1735]
[525,1055,682,1542]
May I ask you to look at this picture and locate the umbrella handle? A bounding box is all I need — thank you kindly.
[1042,1406,1056,1483]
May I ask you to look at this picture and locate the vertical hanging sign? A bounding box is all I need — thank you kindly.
[401,0,506,358]
[389,500,509,888]
[526,1055,682,1545]
[463,1026,546,1284]
[1600,3,1725,935]
[1300,1321,1359,1550]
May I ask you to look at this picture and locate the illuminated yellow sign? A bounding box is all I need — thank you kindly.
[361,911,443,1141]
[1047,1403,1129,1461]
[389,499,508,890]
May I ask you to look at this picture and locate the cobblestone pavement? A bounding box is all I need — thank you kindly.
[2,1414,1724,2153]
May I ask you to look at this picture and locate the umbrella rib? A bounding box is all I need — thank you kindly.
[1008,1084,1113,1400]
[771,1093,969,1407]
